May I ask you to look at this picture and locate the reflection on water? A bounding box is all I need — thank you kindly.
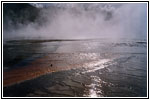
[84,76,105,97]
[3,39,147,97]
[81,59,111,74]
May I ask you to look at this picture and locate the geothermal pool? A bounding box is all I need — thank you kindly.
[3,39,147,97]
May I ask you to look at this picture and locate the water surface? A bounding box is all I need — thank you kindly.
[3,39,147,97]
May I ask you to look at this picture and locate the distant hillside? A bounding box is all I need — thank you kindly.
[3,3,40,30]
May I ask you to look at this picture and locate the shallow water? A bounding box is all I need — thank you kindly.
[3,38,147,97]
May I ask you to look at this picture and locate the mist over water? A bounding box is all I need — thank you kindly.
[3,3,147,40]
[3,3,147,97]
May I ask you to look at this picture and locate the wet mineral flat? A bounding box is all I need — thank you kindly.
[3,39,147,97]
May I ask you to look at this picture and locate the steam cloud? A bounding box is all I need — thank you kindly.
[3,3,147,40]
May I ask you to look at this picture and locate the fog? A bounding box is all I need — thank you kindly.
[3,3,147,40]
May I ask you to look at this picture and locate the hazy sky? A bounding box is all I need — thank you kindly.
[4,3,147,40]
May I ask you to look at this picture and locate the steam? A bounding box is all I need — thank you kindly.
[3,3,147,40]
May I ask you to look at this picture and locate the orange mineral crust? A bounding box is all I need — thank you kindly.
[3,53,101,87]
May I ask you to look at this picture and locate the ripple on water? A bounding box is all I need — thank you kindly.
[83,75,113,97]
